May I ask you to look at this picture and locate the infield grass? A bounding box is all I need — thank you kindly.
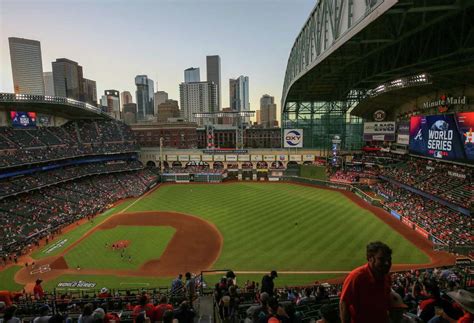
[0,266,23,291]
[64,226,175,269]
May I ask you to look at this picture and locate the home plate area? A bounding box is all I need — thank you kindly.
[30,264,51,275]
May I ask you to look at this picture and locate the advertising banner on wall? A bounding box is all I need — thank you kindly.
[189,155,201,161]
[226,155,237,161]
[213,155,225,161]
[238,155,250,161]
[363,122,396,141]
[251,155,262,162]
[302,154,315,161]
[202,155,213,162]
[178,155,189,161]
[264,155,276,161]
[409,112,474,163]
[396,121,410,145]
[289,155,302,161]
[283,129,303,148]
[166,155,178,161]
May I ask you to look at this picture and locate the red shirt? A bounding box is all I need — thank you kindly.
[340,263,391,323]
[458,312,474,323]
[153,303,173,321]
[33,284,44,299]
[132,303,155,321]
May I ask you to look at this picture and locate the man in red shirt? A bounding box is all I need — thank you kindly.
[153,295,173,322]
[33,279,45,300]
[132,294,154,322]
[339,241,392,323]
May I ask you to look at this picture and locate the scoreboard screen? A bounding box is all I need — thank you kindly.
[409,112,474,163]
[10,111,37,128]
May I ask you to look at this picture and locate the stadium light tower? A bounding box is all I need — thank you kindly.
[194,111,255,150]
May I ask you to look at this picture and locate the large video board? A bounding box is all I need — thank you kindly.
[10,111,37,128]
[409,112,474,163]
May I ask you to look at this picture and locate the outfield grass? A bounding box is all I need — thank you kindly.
[0,266,23,291]
[32,200,135,259]
[64,226,175,269]
[126,183,429,271]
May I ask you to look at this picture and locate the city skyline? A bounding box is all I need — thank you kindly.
[0,0,315,122]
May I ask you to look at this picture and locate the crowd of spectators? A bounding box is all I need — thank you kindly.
[0,120,138,169]
[0,160,142,198]
[0,263,472,323]
[372,181,472,247]
[0,169,158,260]
[380,158,473,210]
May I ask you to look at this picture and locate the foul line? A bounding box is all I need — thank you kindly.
[118,183,161,214]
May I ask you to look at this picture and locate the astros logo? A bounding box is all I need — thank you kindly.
[464,128,474,144]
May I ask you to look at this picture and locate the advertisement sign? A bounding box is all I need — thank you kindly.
[277,155,288,161]
[390,210,401,220]
[264,155,276,162]
[251,155,262,162]
[283,129,303,148]
[289,155,302,161]
[409,113,474,163]
[202,155,213,162]
[397,134,410,145]
[178,155,189,161]
[238,155,250,161]
[363,122,396,141]
[302,154,314,161]
[10,111,37,128]
[189,155,201,161]
[226,155,237,162]
[397,121,410,145]
[37,114,52,126]
[213,155,225,161]
[166,155,178,161]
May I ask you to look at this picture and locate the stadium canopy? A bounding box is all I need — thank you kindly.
[0,93,112,119]
[282,0,474,111]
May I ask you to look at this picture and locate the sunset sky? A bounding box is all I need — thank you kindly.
[0,0,315,120]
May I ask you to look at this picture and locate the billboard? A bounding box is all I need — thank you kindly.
[363,122,396,141]
[283,129,303,148]
[396,121,410,145]
[10,111,37,128]
[409,112,474,163]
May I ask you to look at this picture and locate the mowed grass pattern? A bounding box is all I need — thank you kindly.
[64,226,175,270]
[124,183,429,271]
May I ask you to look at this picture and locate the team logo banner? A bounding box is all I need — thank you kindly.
[10,111,36,128]
[409,112,474,163]
[284,129,303,148]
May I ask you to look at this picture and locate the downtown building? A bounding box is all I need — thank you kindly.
[8,37,45,95]
[259,94,277,128]
[179,82,217,126]
[101,90,120,119]
[229,75,250,124]
[206,55,221,110]
[135,75,154,120]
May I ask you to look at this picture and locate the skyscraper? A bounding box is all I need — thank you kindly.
[8,37,45,95]
[52,58,84,101]
[83,78,97,106]
[103,90,120,118]
[135,75,154,120]
[259,94,277,128]
[184,67,200,83]
[206,55,221,110]
[179,81,217,126]
[121,91,133,106]
[229,76,249,112]
[154,91,168,115]
[43,72,54,97]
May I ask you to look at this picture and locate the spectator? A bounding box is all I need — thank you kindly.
[171,274,183,296]
[1,305,20,323]
[184,272,196,307]
[261,271,278,297]
[317,304,340,323]
[173,301,195,323]
[132,295,154,322]
[33,305,52,323]
[33,279,44,300]
[339,241,392,323]
[153,296,173,322]
[78,303,94,323]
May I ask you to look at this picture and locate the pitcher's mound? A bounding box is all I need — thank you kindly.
[111,240,130,249]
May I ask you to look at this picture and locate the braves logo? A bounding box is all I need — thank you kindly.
[414,129,423,141]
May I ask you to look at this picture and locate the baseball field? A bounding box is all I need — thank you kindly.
[0,182,454,291]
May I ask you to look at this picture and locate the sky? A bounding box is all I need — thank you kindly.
[0,0,315,121]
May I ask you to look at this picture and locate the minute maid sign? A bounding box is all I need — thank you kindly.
[284,129,303,148]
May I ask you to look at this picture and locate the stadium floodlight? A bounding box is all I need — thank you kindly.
[367,73,431,97]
